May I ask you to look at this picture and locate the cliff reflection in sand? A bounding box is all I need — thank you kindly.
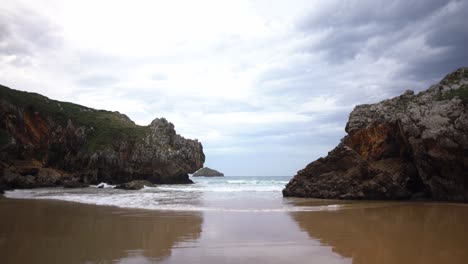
[0,199,203,263]
[289,202,468,264]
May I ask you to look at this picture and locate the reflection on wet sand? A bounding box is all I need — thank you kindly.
[289,202,468,264]
[0,198,202,264]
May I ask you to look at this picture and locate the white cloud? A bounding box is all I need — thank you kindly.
[1,0,465,175]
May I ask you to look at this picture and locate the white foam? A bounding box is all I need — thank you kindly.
[156,185,284,192]
[226,180,289,185]
[3,189,343,213]
[157,178,289,193]
[3,177,344,213]
[91,182,116,189]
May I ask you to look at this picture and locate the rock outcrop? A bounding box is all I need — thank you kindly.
[192,167,224,177]
[115,180,155,190]
[283,67,468,202]
[0,85,205,189]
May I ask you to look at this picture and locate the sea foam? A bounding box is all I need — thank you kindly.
[3,176,345,212]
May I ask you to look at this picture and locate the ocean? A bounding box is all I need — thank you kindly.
[5,176,327,212]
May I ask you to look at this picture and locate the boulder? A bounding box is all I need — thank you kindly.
[115,180,155,190]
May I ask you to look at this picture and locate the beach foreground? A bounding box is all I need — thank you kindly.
[1,181,468,264]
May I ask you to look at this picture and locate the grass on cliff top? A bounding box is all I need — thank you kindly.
[0,84,149,152]
[437,84,468,103]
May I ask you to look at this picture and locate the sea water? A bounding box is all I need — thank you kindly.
[4,176,343,212]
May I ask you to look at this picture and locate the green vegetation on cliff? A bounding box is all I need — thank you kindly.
[438,84,468,103]
[0,85,149,151]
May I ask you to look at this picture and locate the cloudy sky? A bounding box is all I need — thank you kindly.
[1,0,467,176]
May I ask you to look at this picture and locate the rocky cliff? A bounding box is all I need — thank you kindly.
[0,85,205,190]
[192,167,224,177]
[283,67,468,202]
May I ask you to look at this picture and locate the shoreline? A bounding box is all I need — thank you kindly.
[2,188,468,214]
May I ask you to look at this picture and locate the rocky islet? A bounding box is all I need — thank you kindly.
[192,167,224,177]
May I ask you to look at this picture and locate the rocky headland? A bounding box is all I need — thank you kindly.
[283,67,468,202]
[192,167,224,177]
[0,85,205,191]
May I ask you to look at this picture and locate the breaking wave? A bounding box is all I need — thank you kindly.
[3,176,347,212]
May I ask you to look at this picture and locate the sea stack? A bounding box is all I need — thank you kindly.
[0,85,205,189]
[192,167,224,177]
[283,67,468,202]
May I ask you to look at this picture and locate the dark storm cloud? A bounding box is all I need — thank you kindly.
[303,0,446,29]
[298,0,467,81]
[402,1,468,81]
[0,7,60,64]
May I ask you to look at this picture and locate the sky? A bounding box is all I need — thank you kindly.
[1,0,467,176]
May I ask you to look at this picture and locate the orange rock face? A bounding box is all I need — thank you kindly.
[344,123,408,161]
[22,110,51,146]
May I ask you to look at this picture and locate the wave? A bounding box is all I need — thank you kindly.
[3,177,304,212]
[4,189,342,213]
[225,180,289,184]
[90,182,116,188]
[155,185,284,192]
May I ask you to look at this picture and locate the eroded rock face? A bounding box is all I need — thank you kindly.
[0,85,205,188]
[284,67,468,202]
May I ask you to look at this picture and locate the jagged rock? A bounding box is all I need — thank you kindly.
[3,170,37,189]
[192,167,224,177]
[115,180,155,190]
[284,67,468,202]
[0,85,205,189]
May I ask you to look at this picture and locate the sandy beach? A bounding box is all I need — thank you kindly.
[1,184,468,264]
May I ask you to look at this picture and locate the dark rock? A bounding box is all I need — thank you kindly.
[35,168,63,187]
[115,180,155,190]
[192,167,224,177]
[1,162,66,188]
[18,167,39,176]
[283,145,413,199]
[3,171,37,189]
[0,163,4,194]
[284,67,468,202]
[156,174,193,184]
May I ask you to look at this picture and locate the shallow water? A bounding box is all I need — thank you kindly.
[4,176,321,212]
[1,176,468,263]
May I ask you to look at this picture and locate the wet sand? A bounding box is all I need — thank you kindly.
[1,197,468,263]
